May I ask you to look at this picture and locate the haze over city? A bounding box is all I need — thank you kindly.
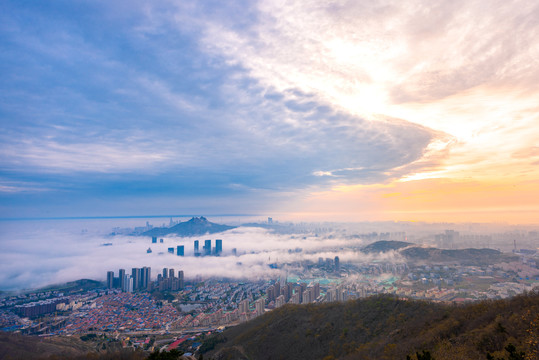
[1,4,539,358]
[1,0,538,223]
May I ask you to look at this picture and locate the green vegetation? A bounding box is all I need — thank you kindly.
[147,349,184,360]
[201,290,539,360]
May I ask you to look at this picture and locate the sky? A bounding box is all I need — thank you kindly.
[1,0,539,223]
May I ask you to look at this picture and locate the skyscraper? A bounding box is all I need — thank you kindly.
[204,239,211,256]
[215,239,223,255]
[107,271,114,289]
[146,267,151,291]
[178,270,184,289]
[177,245,184,256]
[125,274,133,293]
[132,268,141,290]
[169,268,175,279]
[118,269,125,290]
[335,256,340,272]
[194,240,199,256]
[141,267,150,289]
[163,268,168,279]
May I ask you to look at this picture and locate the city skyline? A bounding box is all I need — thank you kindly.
[1,1,538,223]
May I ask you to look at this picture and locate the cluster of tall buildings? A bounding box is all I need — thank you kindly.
[157,268,184,291]
[266,280,321,307]
[107,267,151,293]
[317,256,340,273]
[194,239,222,256]
[107,266,184,293]
[167,246,185,256]
[150,238,224,257]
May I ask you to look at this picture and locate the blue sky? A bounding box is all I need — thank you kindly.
[2,0,539,222]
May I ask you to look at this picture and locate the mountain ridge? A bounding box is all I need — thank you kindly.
[202,291,539,360]
[142,216,235,237]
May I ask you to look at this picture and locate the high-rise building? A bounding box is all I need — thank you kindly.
[267,285,275,302]
[163,268,168,279]
[299,283,307,303]
[131,268,140,290]
[125,274,133,293]
[335,256,340,272]
[204,240,212,256]
[141,267,149,289]
[177,245,184,256]
[313,282,320,299]
[118,269,125,290]
[302,289,312,304]
[152,237,157,243]
[178,270,184,289]
[215,239,222,255]
[275,295,285,308]
[194,240,199,255]
[274,281,280,299]
[107,271,114,289]
[169,268,175,279]
[239,299,249,314]
[255,298,265,316]
[145,267,151,291]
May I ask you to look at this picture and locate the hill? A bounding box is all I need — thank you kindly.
[202,291,539,360]
[362,241,509,265]
[0,332,144,360]
[361,240,413,253]
[142,217,235,237]
[38,279,104,293]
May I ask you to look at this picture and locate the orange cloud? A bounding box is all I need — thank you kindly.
[287,178,539,224]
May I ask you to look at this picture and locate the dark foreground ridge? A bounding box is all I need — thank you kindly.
[142,217,235,237]
[202,291,539,360]
[1,292,538,359]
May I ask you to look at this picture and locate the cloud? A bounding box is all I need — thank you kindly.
[2,0,538,219]
[0,218,408,291]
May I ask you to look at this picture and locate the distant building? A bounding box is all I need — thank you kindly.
[204,240,212,256]
[107,271,114,289]
[118,269,125,290]
[142,266,151,290]
[177,245,184,256]
[194,240,200,256]
[275,295,285,308]
[178,270,184,289]
[335,256,340,272]
[132,268,140,290]
[122,274,133,293]
[152,237,157,243]
[168,247,174,254]
[255,298,265,316]
[239,299,249,314]
[215,239,223,255]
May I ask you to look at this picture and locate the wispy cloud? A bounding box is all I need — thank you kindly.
[1,0,538,219]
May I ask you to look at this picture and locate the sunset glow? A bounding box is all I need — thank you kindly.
[1,0,538,224]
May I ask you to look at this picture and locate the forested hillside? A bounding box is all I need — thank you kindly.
[202,291,539,360]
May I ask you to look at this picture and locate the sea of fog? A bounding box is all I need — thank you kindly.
[0,216,393,292]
